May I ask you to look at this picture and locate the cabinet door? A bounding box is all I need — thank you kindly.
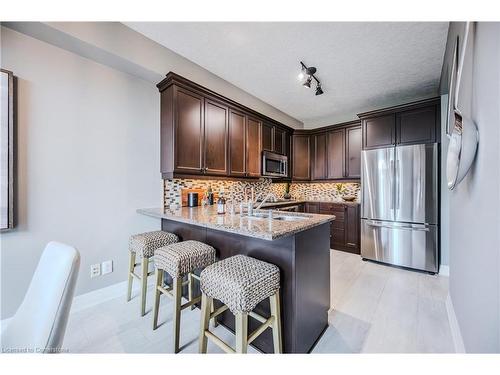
[262,122,274,151]
[362,114,395,149]
[312,133,327,180]
[330,205,346,250]
[229,109,246,177]
[204,99,228,175]
[327,129,345,179]
[274,127,285,155]
[396,105,436,145]
[174,87,204,174]
[345,205,360,253]
[292,135,311,180]
[305,202,320,213]
[346,126,361,178]
[246,116,262,177]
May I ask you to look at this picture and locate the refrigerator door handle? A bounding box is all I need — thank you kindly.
[365,220,430,232]
[395,159,400,210]
[390,160,395,210]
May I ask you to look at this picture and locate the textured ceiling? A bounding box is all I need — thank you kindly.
[125,22,449,127]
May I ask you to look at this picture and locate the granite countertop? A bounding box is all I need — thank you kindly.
[137,206,335,241]
[258,199,360,208]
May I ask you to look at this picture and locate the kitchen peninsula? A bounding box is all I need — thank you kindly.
[138,206,334,353]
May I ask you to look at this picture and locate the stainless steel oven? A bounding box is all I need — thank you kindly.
[262,151,288,178]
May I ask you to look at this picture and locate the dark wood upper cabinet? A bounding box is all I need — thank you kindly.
[229,109,246,177]
[274,127,285,155]
[327,129,345,179]
[204,99,228,175]
[158,73,295,179]
[312,133,327,180]
[359,98,440,150]
[262,122,274,152]
[362,114,395,149]
[396,105,437,145]
[246,116,262,177]
[346,126,361,178]
[292,135,311,180]
[174,87,205,174]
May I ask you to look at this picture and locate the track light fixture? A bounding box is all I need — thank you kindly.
[315,83,324,96]
[299,61,324,95]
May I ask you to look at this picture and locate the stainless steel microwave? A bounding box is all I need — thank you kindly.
[262,151,288,178]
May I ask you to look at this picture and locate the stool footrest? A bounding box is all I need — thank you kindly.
[210,305,228,320]
[205,331,235,354]
[248,316,274,344]
[249,311,267,324]
[157,284,173,297]
[181,296,201,310]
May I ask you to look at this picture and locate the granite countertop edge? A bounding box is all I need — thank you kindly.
[137,207,335,241]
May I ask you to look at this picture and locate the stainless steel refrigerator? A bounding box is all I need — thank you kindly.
[361,143,439,273]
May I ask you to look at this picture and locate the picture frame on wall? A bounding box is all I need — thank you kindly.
[446,36,459,136]
[1,69,15,231]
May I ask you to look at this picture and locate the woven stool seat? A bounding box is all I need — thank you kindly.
[154,240,216,278]
[129,230,178,258]
[200,255,280,314]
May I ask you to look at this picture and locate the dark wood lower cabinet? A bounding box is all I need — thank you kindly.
[161,219,330,354]
[305,202,360,254]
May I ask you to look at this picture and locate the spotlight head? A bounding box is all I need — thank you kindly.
[303,76,312,88]
[315,83,324,95]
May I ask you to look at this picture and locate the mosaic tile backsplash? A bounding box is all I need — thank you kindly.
[163,178,360,208]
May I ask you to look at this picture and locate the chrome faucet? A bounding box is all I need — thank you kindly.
[256,192,277,210]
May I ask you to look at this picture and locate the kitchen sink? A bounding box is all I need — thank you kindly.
[273,215,308,221]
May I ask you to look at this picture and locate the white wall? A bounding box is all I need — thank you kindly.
[3,22,303,129]
[439,22,500,353]
[0,27,162,319]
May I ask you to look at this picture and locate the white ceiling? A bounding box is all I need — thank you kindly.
[125,22,449,128]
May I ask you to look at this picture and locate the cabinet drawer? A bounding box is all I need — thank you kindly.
[320,202,345,212]
[331,228,345,244]
[331,219,345,230]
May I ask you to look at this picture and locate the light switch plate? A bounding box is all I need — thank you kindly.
[90,263,101,278]
[101,260,113,275]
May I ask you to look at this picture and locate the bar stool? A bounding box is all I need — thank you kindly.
[199,255,282,354]
[127,230,179,316]
[153,240,216,353]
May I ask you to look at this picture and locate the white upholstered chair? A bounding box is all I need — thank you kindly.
[1,241,80,353]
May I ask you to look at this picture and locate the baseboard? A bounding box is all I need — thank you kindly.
[439,265,450,276]
[71,278,156,314]
[445,293,466,353]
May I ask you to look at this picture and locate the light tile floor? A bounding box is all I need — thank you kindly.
[63,250,454,353]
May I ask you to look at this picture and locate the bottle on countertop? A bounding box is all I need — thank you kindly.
[207,186,214,205]
[217,191,226,214]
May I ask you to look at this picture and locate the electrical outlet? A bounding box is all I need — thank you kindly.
[101,260,113,275]
[90,263,101,278]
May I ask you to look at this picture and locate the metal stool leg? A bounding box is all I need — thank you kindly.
[140,257,149,316]
[172,277,182,353]
[152,268,163,330]
[235,312,248,354]
[199,293,212,354]
[270,291,283,354]
[126,252,136,302]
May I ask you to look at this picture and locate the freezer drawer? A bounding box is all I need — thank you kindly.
[361,219,438,273]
